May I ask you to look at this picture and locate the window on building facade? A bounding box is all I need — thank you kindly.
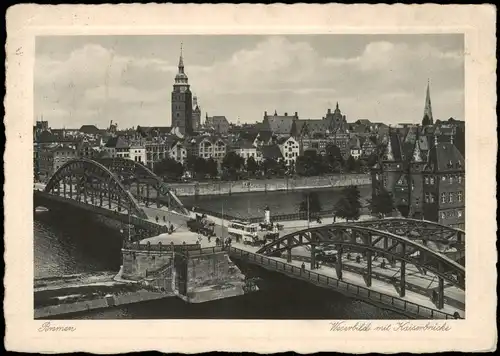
[458,191,463,202]
[449,175,454,184]
[430,176,435,184]
[442,176,446,181]
[441,193,446,203]
[441,212,446,219]
[448,192,453,203]
[425,192,430,203]
[425,177,429,184]
[457,210,463,218]
[458,175,463,183]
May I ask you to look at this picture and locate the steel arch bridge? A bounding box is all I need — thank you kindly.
[256,222,465,309]
[340,218,465,265]
[96,157,188,215]
[44,158,148,219]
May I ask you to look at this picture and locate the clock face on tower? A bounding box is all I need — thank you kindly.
[180,86,187,93]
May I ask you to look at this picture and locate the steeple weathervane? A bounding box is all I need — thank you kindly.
[178,42,184,71]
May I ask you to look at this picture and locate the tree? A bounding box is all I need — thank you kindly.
[246,156,259,176]
[345,155,360,173]
[299,191,322,219]
[222,151,245,180]
[369,188,394,217]
[154,157,184,181]
[185,154,197,175]
[334,185,361,221]
[193,157,207,179]
[325,144,344,172]
[205,158,218,179]
[261,158,277,177]
[296,150,327,176]
[276,158,287,177]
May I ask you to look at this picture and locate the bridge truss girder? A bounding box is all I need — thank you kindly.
[343,218,466,265]
[97,157,188,215]
[44,158,148,219]
[256,224,465,310]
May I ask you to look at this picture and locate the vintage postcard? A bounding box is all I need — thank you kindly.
[4,3,497,353]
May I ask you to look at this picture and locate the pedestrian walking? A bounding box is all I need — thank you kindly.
[163,216,166,222]
[155,216,159,223]
[215,237,220,246]
[301,262,306,273]
[169,224,174,234]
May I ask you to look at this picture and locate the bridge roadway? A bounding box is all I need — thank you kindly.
[139,212,464,319]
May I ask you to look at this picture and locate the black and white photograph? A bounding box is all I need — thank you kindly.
[32,33,468,321]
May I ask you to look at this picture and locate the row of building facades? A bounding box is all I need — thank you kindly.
[33,47,465,229]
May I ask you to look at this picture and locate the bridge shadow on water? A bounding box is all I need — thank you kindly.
[53,259,406,320]
[34,206,124,278]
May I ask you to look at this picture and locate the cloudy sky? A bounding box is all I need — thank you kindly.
[35,34,464,129]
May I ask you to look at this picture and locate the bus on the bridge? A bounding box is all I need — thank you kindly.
[227,220,259,244]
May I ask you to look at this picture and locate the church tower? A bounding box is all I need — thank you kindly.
[422,80,434,126]
[171,43,193,135]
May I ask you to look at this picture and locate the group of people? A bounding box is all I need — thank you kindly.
[155,215,174,234]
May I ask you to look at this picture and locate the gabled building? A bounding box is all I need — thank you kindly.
[277,136,299,167]
[233,140,263,162]
[371,130,406,210]
[259,144,283,162]
[262,110,298,136]
[104,136,130,159]
[348,136,362,160]
[39,144,78,181]
[422,138,465,229]
[79,125,102,137]
[323,103,348,132]
[291,119,328,138]
[253,131,275,147]
[205,114,230,135]
[170,140,187,164]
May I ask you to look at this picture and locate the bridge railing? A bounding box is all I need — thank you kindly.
[228,247,462,320]
[284,254,466,311]
[187,205,339,224]
[122,241,200,252]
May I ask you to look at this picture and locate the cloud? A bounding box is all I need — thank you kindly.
[34,35,464,128]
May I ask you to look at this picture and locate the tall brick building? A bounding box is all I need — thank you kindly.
[171,45,193,135]
[371,130,465,228]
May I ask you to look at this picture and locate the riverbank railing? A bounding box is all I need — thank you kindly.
[228,246,462,320]
[186,206,342,224]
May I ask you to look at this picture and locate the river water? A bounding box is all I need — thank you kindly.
[34,186,403,319]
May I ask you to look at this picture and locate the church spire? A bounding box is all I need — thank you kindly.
[178,42,184,72]
[422,79,433,125]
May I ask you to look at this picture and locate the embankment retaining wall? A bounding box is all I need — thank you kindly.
[169,174,371,197]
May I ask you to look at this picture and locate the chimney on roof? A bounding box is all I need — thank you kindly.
[285,112,288,116]
[295,112,298,118]
[328,108,331,114]
[264,111,267,117]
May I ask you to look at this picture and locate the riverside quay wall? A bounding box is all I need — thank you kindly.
[169,174,371,197]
